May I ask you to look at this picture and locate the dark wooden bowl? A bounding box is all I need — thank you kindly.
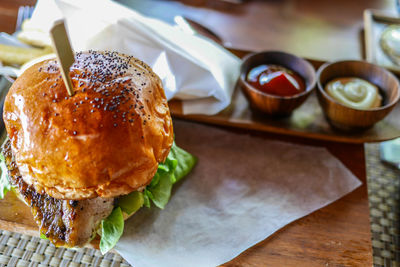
[317,60,400,131]
[239,51,316,116]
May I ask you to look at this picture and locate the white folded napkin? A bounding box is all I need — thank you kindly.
[22,0,241,115]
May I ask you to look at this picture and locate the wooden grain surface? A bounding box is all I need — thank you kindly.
[0,0,36,34]
[170,87,400,144]
[224,133,371,266]
[0,0,394,61]
[169,49,400,144]
[117,0,394,61]
[0,128,372,266]
[0,0,373,266]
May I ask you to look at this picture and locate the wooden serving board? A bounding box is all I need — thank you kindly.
[0,127,372,266]
[0,190,102,250]
[169,48,400,144]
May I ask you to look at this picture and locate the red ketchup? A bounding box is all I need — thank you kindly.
[246,64,306,97]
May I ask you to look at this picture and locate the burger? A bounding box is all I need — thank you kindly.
[0,50,196,253]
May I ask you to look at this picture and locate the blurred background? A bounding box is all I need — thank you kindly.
[0,0,396,61]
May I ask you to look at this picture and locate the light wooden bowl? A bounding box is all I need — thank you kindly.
[317,60,400,131]
[239,51,316,116]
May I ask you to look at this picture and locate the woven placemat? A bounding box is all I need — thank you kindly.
[0,143,398,266]
[0,232,131,267]
[366,143,400,267]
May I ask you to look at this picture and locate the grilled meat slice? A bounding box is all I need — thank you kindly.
[2,139,114,247]
[62,198,114,246]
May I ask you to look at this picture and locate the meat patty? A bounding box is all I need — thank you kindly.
[2,139,114,247]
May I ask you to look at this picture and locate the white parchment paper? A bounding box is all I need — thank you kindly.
[116,120,362,267]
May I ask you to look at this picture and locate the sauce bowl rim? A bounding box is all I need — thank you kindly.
[316,60,400,112]
[239,50,317,100]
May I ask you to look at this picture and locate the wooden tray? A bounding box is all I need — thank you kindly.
[170,48,400,144]
[364,9,400,76]
[0,49,398,145]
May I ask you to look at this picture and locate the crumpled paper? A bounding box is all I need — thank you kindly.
[20,0,240,115]
[116,120,362,267]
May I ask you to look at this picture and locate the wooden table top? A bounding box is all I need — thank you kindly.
[117,0,394,61]
[0,127,372,266]
[1,0,394,60]
[0,0,36,34]
[0,0,385,266]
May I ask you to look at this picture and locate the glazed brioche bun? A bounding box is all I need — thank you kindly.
[3,51,174,200]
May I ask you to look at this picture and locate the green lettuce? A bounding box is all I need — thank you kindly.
[100,207,124,254]
[0,154,11,199]
[168,142,197,183]
[40,233,48,240]
[118,191,144,215]
[144,141,197,209]
[99,142,196,254]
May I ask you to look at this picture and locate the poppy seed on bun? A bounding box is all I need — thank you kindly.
[3,51,174,200]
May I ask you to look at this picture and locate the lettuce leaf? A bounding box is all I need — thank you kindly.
[145,142,197,209]
[118,191,144,215]
[40,233,48,240]
[0,153,11,199]
[100,207,124,254]
[99,142,196,253]
[169,143,197,183]
[144,170,173,209]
